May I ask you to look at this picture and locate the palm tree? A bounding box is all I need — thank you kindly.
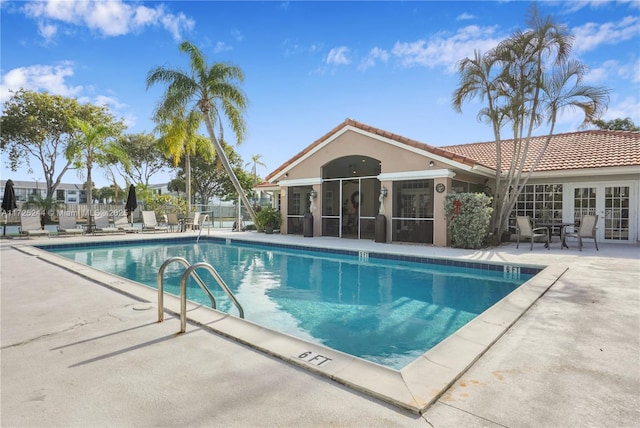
[146,41,257,225]
[245,153,267,202]
[67,118,120,232]
[451,6,609,243]
[155,107,204,214]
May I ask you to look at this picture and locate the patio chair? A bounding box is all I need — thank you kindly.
[93,212,121,234]
[183,212,200,232]
[196,213,209,233]
[166,212,180,232]
[515,215,549,251]
[57,214,84,236]
[563,215,599,251]
[142,211,169,233]
[19,213,50,238]
[114,215,139,233]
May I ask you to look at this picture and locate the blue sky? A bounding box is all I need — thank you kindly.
[1,0,639,188]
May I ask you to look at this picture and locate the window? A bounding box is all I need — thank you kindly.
[451,180,483,193]
[510,184,563,231]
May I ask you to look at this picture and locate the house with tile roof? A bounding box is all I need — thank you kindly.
[257,119,640,247]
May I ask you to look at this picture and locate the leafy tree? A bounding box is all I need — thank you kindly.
[146,41,258,226]
[172,138,252,205]
[113,132,166,185]
[0,89,122,199]
[593,117,639,131]
[452,6,610,244]
[167,177,186,195]
[95,184,124,203]
[67,118,124,231]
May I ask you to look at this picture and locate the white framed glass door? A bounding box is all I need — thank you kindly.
[569,183,634,243]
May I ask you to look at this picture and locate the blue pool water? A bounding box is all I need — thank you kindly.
[45,238,536,369]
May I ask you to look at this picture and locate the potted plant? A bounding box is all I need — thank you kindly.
[255,206,281,234]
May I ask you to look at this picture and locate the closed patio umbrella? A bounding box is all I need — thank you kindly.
[2,179,18,236]
[125,184,138,226]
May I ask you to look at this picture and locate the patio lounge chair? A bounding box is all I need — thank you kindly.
[114,215,139,233]
[19,213,50,238]
[166,212,180,232]
[563,215,599,251]
[57,214,84,236]
[516,215,549,251]
[142,211,169,233]
[93,212,121,234]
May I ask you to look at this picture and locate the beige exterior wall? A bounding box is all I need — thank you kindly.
[267,126,638,246]
[275,129,486,245]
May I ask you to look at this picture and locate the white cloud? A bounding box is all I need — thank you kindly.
[585,59,640,85]
[601,96,640,124]
[213,41,233,53]
[231,29,243,42]
[391,25,501,72]
[572,15,640,53]
[38,21,58,40]
[0,63,83,103]
[22,0,194,42]
[456,13,475,21]
[358,47,389,71]
[326,46,351,65]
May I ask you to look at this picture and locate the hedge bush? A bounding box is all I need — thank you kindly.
[444,193,493,249]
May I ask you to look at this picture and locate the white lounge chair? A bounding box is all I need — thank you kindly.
[142,211,168,233]
[19,213,50,238]
[515,215,549,251]
[93,212,121,234]
[114,215,139,233]
[57,214,84,236]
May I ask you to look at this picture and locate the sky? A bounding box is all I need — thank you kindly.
[1,0,639,189]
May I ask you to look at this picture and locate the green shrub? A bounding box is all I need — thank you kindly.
[255,206,281,232]
[444,193,493,249]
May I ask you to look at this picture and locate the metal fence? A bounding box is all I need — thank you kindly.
[2,202,255,226]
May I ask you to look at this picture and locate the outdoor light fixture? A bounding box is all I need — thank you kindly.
[380,187,388,198]
[429,160,435,167]
[310,190,318,199]
[284,173,289,178]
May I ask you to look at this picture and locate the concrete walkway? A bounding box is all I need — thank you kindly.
[1,232,638,427]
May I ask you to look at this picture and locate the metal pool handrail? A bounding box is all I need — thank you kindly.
[179,262,245,333]
[157,256,217,322]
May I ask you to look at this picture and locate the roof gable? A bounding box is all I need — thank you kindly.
[265,118,478,181]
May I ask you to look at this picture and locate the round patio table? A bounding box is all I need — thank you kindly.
[536,222,575,249]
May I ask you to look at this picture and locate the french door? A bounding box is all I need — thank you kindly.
[569,183,635,243]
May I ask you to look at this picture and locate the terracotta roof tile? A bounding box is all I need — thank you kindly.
[441,130,640,172]
[264,120,639,184]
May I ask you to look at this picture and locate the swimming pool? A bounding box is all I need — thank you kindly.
[44,237,536,370]
[26,234,563,412]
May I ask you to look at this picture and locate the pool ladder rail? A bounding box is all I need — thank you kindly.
[157,257,245,333]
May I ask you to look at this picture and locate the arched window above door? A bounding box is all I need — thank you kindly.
[322,155,381,179]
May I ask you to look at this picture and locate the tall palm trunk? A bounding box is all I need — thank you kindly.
[185,152,192,214]
[202,116,257,225]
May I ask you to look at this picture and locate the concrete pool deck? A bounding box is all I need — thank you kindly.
[1,231,639,427]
